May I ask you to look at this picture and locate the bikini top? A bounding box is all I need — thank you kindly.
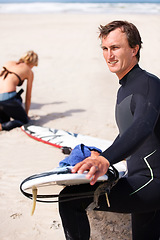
[0,66,23,86]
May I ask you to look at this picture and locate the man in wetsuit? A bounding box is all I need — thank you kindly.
[58,21,160,240]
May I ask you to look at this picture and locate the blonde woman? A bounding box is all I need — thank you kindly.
[0,50,38,131]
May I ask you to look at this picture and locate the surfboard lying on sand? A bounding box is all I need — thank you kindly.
[21,124,112,152]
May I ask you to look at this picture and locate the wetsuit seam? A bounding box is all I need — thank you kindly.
[130,149,156,195]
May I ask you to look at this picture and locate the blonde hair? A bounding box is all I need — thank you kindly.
[18,50,38,66]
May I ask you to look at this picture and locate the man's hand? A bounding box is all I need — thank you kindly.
[72,152,110,185]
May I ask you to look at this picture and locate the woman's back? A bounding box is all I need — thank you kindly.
[0,61,32,93]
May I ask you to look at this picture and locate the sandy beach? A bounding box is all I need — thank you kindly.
[0,12,160,240]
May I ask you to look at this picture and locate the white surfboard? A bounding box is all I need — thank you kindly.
[20,162,127,199]
[21,124,112,152]
[21,167,108,191]
[20,162,127,215]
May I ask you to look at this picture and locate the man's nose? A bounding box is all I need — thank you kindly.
[108,49,114,58]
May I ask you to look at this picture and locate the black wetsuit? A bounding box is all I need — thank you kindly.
[59,65,160,240]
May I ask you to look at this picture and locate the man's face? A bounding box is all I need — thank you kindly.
[101,28,138,79]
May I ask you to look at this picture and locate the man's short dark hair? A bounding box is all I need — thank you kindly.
[99,20,143,61]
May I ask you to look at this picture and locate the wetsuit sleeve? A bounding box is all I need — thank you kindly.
[101,76,160,165]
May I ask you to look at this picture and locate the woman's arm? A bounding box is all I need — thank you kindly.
[25,71,34,116]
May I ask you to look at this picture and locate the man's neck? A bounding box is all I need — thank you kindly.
[117,60,138,80]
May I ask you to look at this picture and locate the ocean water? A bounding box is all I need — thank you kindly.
[0,0,160,2]
[0,0,160,14]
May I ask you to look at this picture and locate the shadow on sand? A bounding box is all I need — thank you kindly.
[29,101,85,126]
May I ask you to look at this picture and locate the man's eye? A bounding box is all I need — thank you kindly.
[112,46,119,50]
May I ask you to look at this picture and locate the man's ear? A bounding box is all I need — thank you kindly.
[133,45,139,56]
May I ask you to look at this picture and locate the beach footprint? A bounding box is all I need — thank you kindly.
[50,220,61,229]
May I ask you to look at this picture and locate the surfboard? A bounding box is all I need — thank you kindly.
[21,124,112,152]
[20,162,127,215]
[20,162,127,201]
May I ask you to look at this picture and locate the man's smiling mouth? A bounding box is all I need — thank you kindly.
[108,60,118,64]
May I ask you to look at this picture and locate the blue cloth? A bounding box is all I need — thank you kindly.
[59,144,102,167]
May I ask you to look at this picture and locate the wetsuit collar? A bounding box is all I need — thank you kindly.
[119,64,139,86]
